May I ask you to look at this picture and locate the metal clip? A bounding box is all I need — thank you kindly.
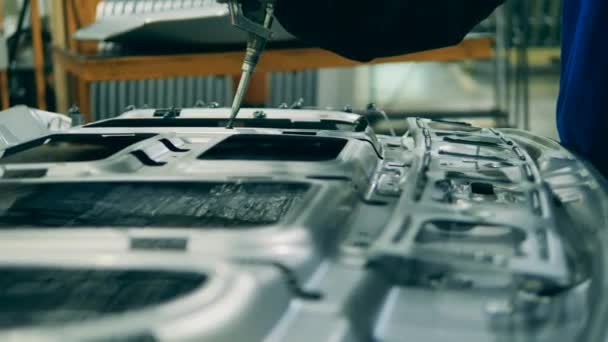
[227,1,275,40]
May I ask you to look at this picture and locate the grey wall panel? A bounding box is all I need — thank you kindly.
[91,75,234,119]
[269,70,318,108]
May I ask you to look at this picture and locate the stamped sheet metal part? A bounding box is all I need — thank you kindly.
[74,0,294,47]
[0,106,606,342]
[369,118,571,287]
[0,106,71,151]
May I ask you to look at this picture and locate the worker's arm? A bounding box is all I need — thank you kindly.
[274,0,504,61]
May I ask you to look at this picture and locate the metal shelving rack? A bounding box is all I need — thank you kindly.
[495,0,562,130]
[383,2,542,130]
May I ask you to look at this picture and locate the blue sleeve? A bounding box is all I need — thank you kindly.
[557,0,608,177]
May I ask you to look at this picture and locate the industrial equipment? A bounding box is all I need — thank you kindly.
[225,0,276,128]
[74,0,319,122]
[0,104,606,341]
[74,0,294,48]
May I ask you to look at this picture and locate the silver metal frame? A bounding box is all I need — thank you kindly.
[0,106,606,342]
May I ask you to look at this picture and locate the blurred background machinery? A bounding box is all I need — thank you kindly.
[89,0,233,119]
[84,0,318,120]
[1,0,562,135]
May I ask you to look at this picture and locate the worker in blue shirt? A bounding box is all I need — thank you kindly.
[271,0,607,177]
[557,0,607,177]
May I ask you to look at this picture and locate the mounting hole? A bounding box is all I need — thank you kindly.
[470,182,495,196]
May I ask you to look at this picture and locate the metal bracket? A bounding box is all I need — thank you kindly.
[227,1,273,40]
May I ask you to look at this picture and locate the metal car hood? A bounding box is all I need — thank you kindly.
[0,106,606,342]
